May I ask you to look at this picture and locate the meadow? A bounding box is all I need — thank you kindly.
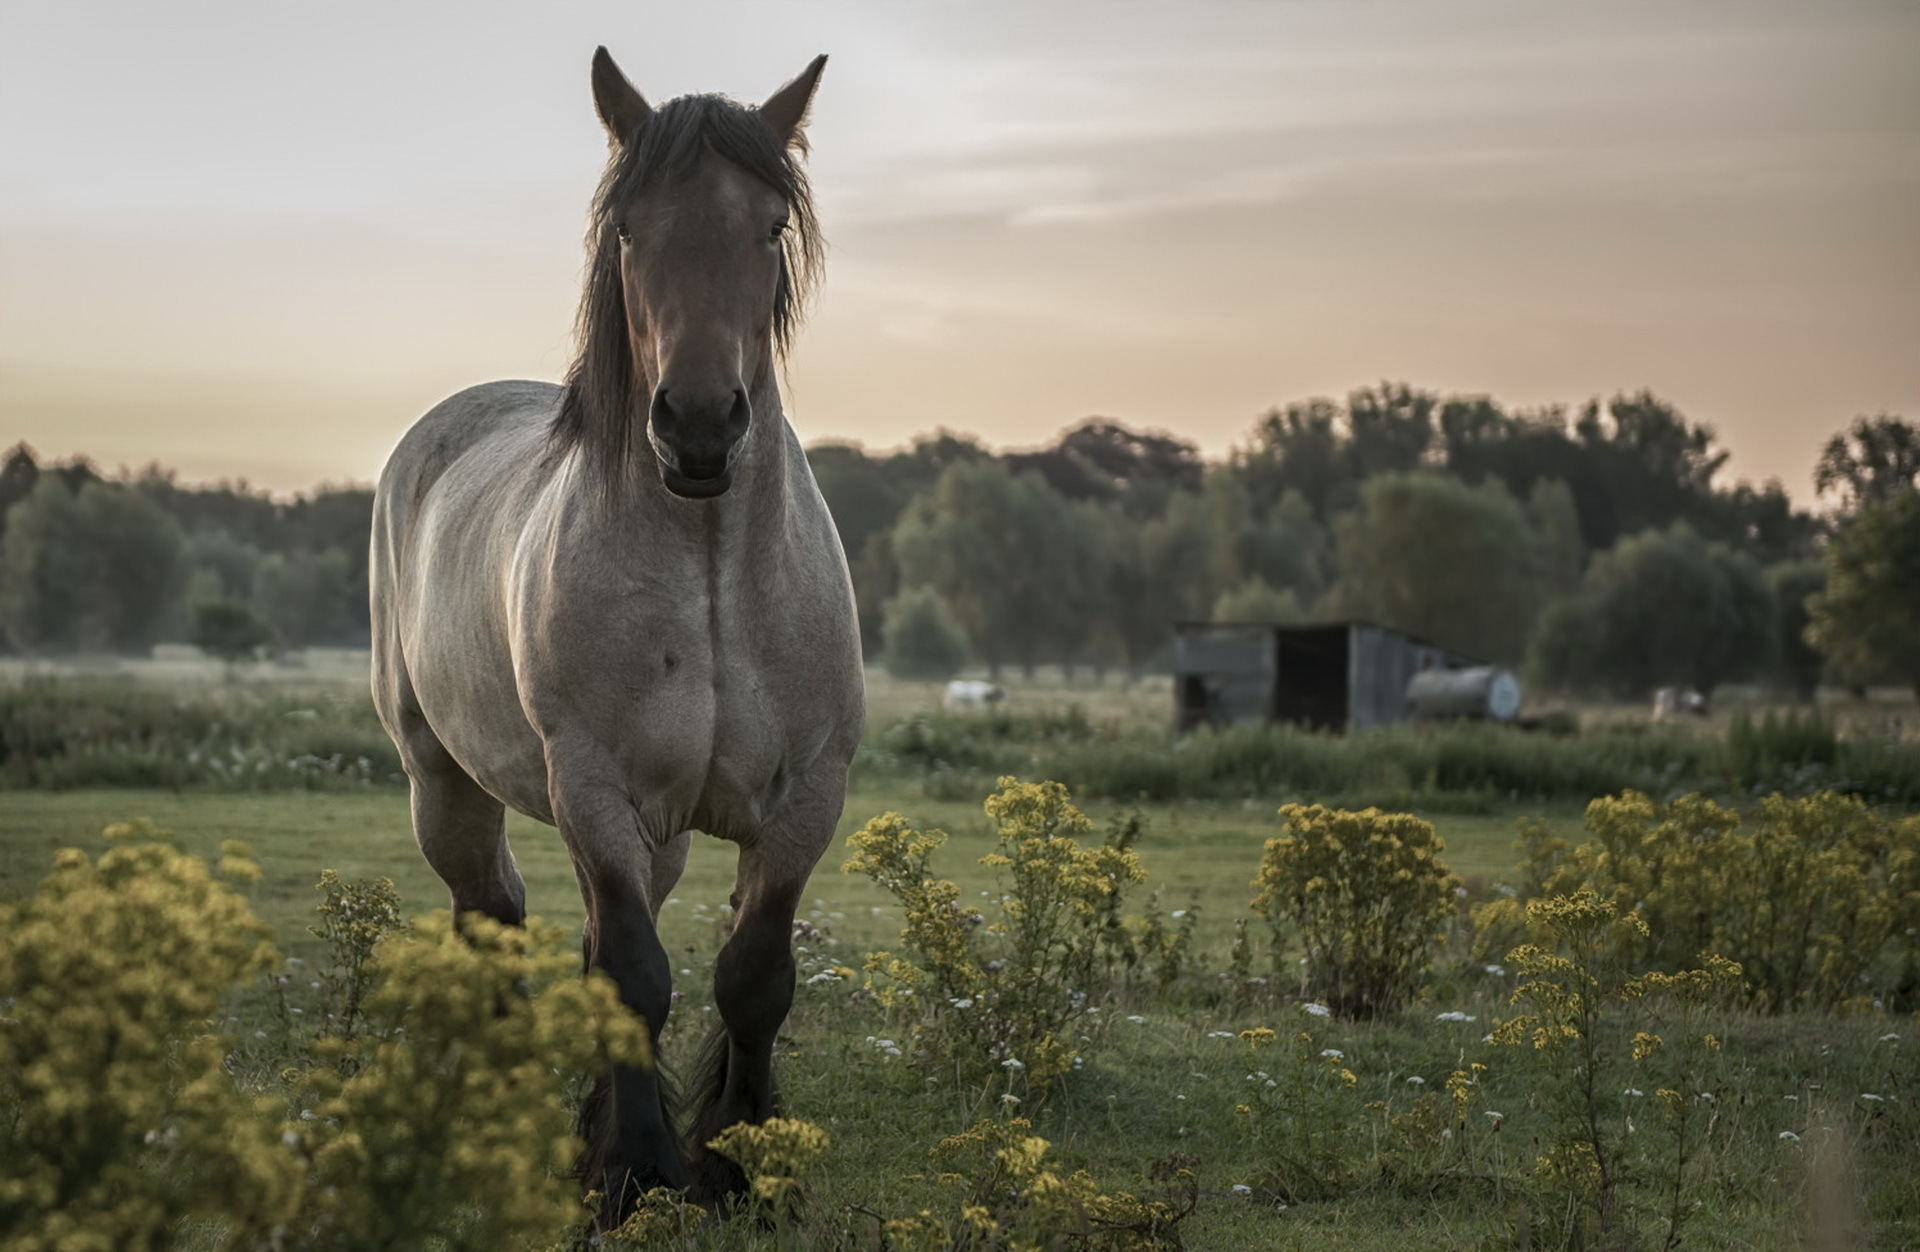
[3,664,1917,1249]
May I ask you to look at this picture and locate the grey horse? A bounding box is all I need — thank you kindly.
[369,47,863,1217]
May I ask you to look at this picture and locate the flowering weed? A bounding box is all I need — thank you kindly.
[1251,804,1462,1018]
[844,778,1146,1089]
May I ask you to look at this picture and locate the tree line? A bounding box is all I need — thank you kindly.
[0,445,371,660]
[2,388,1914,698]
[808,386,1918,698]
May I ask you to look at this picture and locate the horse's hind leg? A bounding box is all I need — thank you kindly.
[398,713,526,926]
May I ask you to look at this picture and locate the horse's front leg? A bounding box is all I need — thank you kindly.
[551,775,685,1224]
[686,789,842,1207]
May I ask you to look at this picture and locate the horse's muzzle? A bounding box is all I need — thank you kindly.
[649,383,750,499]
[658,459,735,499]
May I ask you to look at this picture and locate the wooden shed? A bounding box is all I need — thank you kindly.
[1173,620,1475,733]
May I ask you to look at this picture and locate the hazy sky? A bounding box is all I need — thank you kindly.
[2,1,1915,499]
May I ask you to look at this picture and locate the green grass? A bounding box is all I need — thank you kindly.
[0,784,1573,966]
[3,786,1914,1248]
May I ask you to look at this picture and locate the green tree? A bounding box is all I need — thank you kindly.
[1325,472,1543,663]
[1767,559,1826,701]
[1528,478,1586,601]
[1805,492,1920,697]
[1212,576,1304,624]
[0,477,183,653]
[1814,415,1920,514]
[1104,491,1213,677]
[1530,522,1777,696]
[191,599,272,672]
[880,586,970,680]
[253,547,353,651]
[893,461,1090,678]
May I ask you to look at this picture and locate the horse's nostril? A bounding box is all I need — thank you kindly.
[727,389,751,440]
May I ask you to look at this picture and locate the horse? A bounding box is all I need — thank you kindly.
[368,47,864,1219]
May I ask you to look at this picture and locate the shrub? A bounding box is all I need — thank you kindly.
[0,824,297,1250]
[287,913,653,1251]
[882,586,971,681]
[1250,804,1462,1018]
[1501,789,1920,1010]
[0,828,653,1250]
[0,677,402,790]
[844,778,1146,1089]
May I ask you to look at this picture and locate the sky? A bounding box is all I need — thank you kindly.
[2,1,1915,500]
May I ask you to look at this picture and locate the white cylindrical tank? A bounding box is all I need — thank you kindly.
[1407,666,1522,722]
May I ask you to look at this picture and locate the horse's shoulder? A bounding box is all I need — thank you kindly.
[412,380,562,445]
[381,381,563,498]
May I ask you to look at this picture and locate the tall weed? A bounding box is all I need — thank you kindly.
[844,778,1146,1090]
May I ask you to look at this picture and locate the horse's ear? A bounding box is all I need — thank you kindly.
[759,54,826,151]
[591,46,651,146]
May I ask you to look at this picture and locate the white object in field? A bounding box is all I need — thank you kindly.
[1406,666,1522,722]
[944,680,1006,710]
[1651,687,1710,720]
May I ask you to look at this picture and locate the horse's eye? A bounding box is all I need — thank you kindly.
[770,219,789,242]
[615,224,631,244]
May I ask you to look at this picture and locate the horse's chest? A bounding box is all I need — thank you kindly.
[611,606,817,833]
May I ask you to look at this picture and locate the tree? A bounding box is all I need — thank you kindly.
[892,461,1091,678]
[1002,419,1204,517]
[1211,577,1304,624]
[1104,492,1213,678]
[1530,523,1777,696]
[1528,478,1585,602]
[1814,415,1920,514]
[1767,559,1826,701]
[1345,381,1437,479]
[1805,491,1920,697]
[0,477,184,653]
[1231,397,1346,520]
[253,547,354,651]
[1325,472,1543,663]
[191,599,272,672]
[880,586,970,680]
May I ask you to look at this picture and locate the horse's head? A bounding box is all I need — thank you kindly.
[577,49,825,501]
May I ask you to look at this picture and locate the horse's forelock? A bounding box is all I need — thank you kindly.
[554,94,821,489]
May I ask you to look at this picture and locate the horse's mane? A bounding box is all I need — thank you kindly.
[553,93,823,484]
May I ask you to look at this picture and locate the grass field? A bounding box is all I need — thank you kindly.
[6,784,1915,1248]
[0,783,1576,966]
[4,666,1917,1248]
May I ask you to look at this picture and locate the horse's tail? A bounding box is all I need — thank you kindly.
[576,1058,682,1224]
[683,1024,754,1205]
